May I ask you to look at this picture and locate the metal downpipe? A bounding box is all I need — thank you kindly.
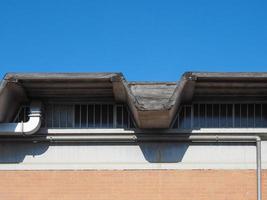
[0,132,261,199]
[0,101,42,136]
[256,139,262,200]
[187,135,261,200]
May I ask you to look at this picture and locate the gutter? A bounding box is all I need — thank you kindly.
[0,101,42,136]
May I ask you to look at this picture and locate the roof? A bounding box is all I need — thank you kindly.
[1,72,267,128]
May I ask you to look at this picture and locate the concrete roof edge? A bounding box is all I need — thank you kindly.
[191,72,267,79]
[3,72,123,81]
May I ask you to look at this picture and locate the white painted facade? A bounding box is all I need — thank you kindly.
[0,142,266,170]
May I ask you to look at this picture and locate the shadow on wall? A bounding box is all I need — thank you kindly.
[0,141,189,164]
[0,142,49,163]
[139,143,189,163]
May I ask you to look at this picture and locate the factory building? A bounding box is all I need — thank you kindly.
[0,72,266,200]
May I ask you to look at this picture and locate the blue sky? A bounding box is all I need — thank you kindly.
[0,0,267,81]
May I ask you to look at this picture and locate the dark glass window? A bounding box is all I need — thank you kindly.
[13,106,30,123]
[172,103,267,129]
[42,103,135,129]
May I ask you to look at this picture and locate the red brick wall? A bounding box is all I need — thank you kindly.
[0,170,266,200]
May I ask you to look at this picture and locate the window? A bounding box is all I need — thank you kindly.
[172,103,267,129]
[42,103,135,129]
[13,106,30,123]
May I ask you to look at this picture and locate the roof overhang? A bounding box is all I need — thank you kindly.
[1,72,267,128]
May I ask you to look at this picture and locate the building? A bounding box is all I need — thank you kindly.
[0,72,266,200]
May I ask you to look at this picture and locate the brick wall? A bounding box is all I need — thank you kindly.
[0,170,266,200]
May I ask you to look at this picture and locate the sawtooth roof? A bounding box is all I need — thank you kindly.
[1,72,267,128]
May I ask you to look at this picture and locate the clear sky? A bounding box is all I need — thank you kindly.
[0,0,267,81]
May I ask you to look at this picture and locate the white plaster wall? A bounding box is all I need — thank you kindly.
[0,142,266,170]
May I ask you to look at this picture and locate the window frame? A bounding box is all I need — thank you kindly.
[171,102,267,129]
[42,102,136,129]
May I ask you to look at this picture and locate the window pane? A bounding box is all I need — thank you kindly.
[262,104,267,127]
[108,105,114,128]
[116,106,123,128]
[193,104,199,128]
[95,105,101,128]
[123,106,129,128]
[81,105,87,128]
[241,104,248,127]
[88,105,94,128]
[255,104,262,127]
[53,105,60,128]
[199,104,205,128]
[226,104,233,127]
[44,103,135,129]
[102,104,108,128]
[74,105,81,128]
[60,105,67,128]
[66,105,73,127]
[178,107,185,128]
[173,103,267,129]
[213,104,219,127]
[206,104,213,128]
[234,104,241,128]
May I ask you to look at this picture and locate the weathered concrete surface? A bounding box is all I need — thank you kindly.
[129,83,177,110]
